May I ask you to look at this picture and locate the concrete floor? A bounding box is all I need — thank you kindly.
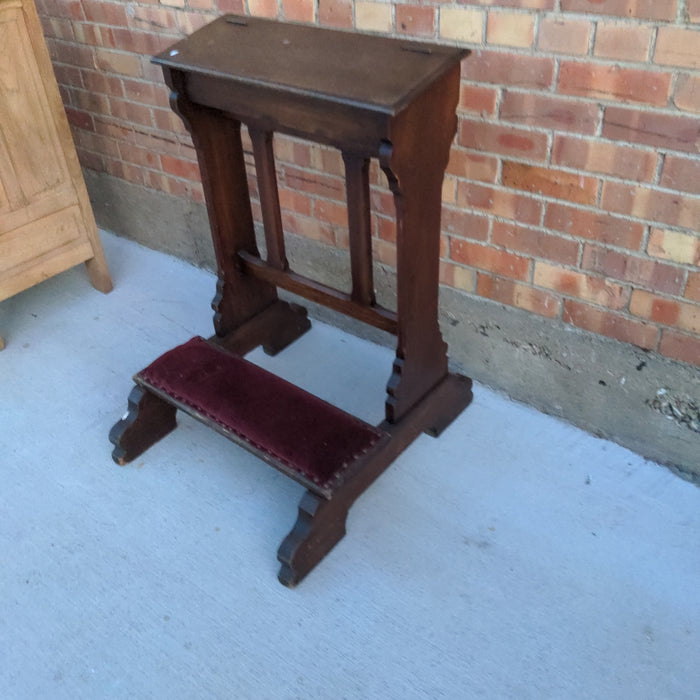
[1,232,699,699]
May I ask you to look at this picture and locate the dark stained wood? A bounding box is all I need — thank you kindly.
[237,250,398,335]
[278,372,473,587]
[109,385,177,465]
[380,63,462,423]
[212,299,311,357]
[153,15,468,115]
[164,69,278,337]
[343,154,375,306]
[249,128,288,271]
[110,16,473,586]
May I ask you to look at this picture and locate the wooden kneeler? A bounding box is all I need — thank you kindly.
[109,16,473,586]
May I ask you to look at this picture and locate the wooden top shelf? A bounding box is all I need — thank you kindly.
[152,15,469,115]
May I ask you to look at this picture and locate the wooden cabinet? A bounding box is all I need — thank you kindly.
[0,0,111,346]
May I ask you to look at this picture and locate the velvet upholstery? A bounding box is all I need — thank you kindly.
[137,337,387,492]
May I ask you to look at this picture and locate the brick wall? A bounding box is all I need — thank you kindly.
[38,0,700,368]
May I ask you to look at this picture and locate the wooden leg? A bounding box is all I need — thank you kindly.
[109,385,177,465]
[277,371,473,586]
[379,65,462,423]
[164,70,278,338]
[278,490,350,587]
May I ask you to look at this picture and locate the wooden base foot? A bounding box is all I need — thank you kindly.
[277,490,350,587]
[422,373,473,437]
[109,385,177,465]
[213,299,311,356]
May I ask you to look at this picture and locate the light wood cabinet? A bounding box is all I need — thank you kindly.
[0,0,112,346]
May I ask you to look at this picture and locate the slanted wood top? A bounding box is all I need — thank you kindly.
[153,15,469,115]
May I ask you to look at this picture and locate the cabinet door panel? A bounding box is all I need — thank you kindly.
[0,0,111,305]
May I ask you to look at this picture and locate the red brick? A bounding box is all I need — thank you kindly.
[75,148,104,172]
[602,182,700,230]
[630,290,700,334]
[283,212,336,245]
[463,0,554,8]
[478,274,561,318]
[42,16,75,41]
[558,61,671,107]
[64,106,94,131]
[128,6,178,31]
[538,17,592,54]
[500,91,600,134]
[369,188,394,217]
[460,49,555,90]
[660,156,700,196]
[161,154,201,182]
[68,86,109,114]
[218,0,245,13]
[176,12,213,35]
[83,1,129,26]
[560,0,677,21]
[544,203,644,250]
[447,148,499,183]
[73,22,117,48]
[314,199,348,227]
[94,48,142,77]
[563,300,659,349]
[674,74,700,113]
[108,97,153,127]
[441,208,490,242]
[372,238,397,267]
[111,28,174,56]
[687,272,700,303]
[450,241,531,281]
[282,0,316,22]
[502,161,599,205]
[52,63,84,89]
[396,4,435,37]
[376,216,396,242]
[249,0,279,18]
[493,221,579,265]
[459,84,499,116]
[40,0,86,20]
[581,244,686,295]
[659,330,700,367]
[459,118,549,160]
[458,182,543,225]
[534,262,629,309]
[602,107,700,154]
[318,0,353,28]
[143,170,190,199]
[655,28,700,70]
[439,262,476,293]
[689,0,700,22]
[47,38,95,68]
[551,136,656,182]
[594,22,653,62]
[486,11,535,48]
[118,142,161,169]
[278,188,313,216]
[282,166,345,200]
[647,229,700,266]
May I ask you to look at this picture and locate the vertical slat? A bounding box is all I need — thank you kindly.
[250,128,288,271]
[343,153,375,306]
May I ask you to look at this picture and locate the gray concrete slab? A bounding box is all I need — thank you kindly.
[1,232,699,699]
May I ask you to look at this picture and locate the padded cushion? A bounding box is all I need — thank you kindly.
[137,337,387,494]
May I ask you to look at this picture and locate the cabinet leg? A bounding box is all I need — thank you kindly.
[109,385,177,465]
